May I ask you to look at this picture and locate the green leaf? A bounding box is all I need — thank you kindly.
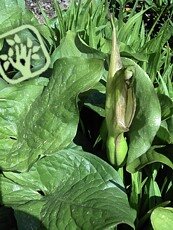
[1,149,136,229]
[0,2,33,36]
[16,0,25,10]
[80,84,106,117]
[14,201,45,230]
[0,0,17,11]
[120,40,147,62]
[156,121,171,143]
[118,10,147,49]
[0,77,49,170]
[126,148,173,173]
[0,79,8,90]
[142,21,172,54]
[51,31,105,67]
[0,1,53,45]
[158,94,173,120]
[85,102,105,117]
[6,39,15,46]
[0,0,102,47]
[3,61,10,71]
[1,57,103,171]
[0,0,25,10]
[151,207,173,230]
[122,58,161,172]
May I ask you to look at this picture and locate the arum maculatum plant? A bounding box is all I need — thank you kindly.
[105,16,136,168]
[0,0,172,229]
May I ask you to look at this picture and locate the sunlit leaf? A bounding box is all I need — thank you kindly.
[151,207,173,230]
[127,148,173,173]
[0,57,103,171]
[158,94,173,120]
[51,31,105,67]
[1,150,136,229]
[0,77,49,171]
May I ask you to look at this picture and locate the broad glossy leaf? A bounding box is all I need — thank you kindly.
[127,148,173,173]
[51,31,105,67]
[16,0,25,10]
[1,149,136,229]
[0,79,8,90]
[0,6,23,33]
[2,57,103,171]
[0,0,24,10]
[14,201,45,230]
[151,207,173,230]
[122,58,161,172]
[0,78,49,170]
[0,2,52,45]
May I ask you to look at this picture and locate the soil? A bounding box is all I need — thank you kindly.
[25,0,70,22]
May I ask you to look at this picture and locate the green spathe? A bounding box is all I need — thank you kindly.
[105,17,136,168]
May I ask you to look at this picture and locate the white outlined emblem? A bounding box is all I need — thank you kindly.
[0,25,50,84]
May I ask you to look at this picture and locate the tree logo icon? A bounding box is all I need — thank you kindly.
[0,25,50,84]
